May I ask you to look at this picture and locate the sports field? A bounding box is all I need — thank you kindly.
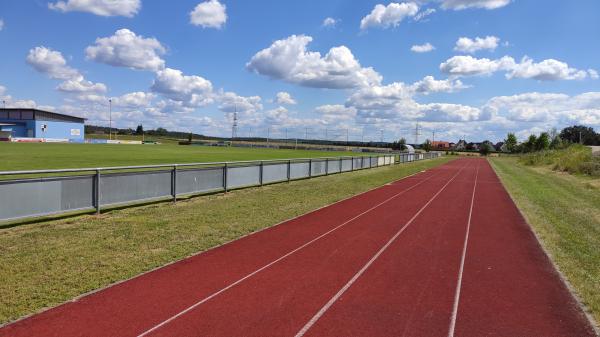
[1,158,596,336]
[0,142,364,171]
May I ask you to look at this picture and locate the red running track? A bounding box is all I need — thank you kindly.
[1,158,596,337]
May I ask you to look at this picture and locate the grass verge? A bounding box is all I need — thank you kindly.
[0,157,452,324]
[490,157,600,325]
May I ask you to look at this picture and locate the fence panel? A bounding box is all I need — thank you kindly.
[227,165,260,189]
[311,160,327,176]
[0,175,94,220]
[370,157,378,167]
[327,159,341,174]
[176,167,224,195]
[262,163,289,184]
[290,162,309,179]
[353,157,363,169]
[341,158,352,172]
[100,170,172,206]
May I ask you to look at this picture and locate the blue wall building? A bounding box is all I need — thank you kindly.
[0,108,85,141]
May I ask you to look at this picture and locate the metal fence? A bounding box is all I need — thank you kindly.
[0,152,441,223]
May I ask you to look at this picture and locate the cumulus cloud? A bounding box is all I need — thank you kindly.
[454,36,500,53]
[57,78,107,94]
[0,19,4,31]
[48,0,141,17]
[322,17,338,28]
[246,35,382,89]
[218,91,263,114]
[440,0,511,10]
[440,55,595,81]
[151,67,214,109]
[360,2,419,30]
[274,91,297,105]
[507,57,591,81]
[411,42,435,53]
[26,46,107,94]
[26,46,80,80]
[85,29,166,71]
[483,91,600,125]
[112,91,155,109]
[410,76,468,94]
[315,104,357,123]
[190,0,227,29]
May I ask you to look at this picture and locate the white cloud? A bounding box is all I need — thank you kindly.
[589,69,600,80]
[411,42,435,53]
[48,0,141,17]
[0,19,4,31]
[26,46,107,94]
[190,0,227,29]
[454,36,500,53]
[218,91,263,114]
[441,55,594,81]
[85,29,166,71]
[274,92,297,105]
[483,91,600,125]
[112,91,155,109]
[410,76,468,94]
[57,78,107,94]
[507,57,591,81]
[414,8,436,21]
[246,35,382,89]
[315,104,357,123]
[440,55,514,76]
[440,0,511,10]
[322,17,338,28]
[26,46,80,80]
[360,2,419,30]
[151,67,214,109]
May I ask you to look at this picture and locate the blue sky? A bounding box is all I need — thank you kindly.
[1,0,599,142]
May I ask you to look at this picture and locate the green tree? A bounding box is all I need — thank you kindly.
[504,133,518,153]
[523,134,537,153]
[535,132,550,151]
[422,139,432,152]
[559,125,598,145]
[479,142,493,156]
[398,138,407,151]
[135,124,144,135]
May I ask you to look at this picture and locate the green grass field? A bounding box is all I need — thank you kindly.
[491,157,600,325]
[0,156,452,324]
[0,142,365,171]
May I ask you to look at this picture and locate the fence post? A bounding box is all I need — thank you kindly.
[308,159,312,178]
[325,159,329,176]
[172,165,177,202]
[287,160,291,182]
[95,169,101,214]
[351,156,354,171]
[339,158,342,173]
[259,161,264,185]
[223,163,228,193]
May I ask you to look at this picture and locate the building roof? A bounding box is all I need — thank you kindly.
[0,108,85,123]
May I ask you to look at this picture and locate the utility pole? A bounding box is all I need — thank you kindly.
[305,127,309,140]
[380,129,384,143]
[285,128,288,141]
[432,130,435,148]
[361,128,365,143]
[325,128,328,141]
[414,122,422,144]
[231,104,238,140]
[267,127,270,146]
[346,128,349,144]
[108,99,112,140]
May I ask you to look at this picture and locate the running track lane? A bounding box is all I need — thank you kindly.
[0,159,459,337]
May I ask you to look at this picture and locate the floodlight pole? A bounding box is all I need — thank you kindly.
[108,99,112,140]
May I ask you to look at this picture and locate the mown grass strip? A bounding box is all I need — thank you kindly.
[0,157,452,324]
[490,157,600,325]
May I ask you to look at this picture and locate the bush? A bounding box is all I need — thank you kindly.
[519,144,598,176]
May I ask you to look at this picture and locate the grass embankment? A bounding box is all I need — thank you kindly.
[519,144,600,176]
[0,142,363,171]
[0,157,452,324]
[490,157,600,324]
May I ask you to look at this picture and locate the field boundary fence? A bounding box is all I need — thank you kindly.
[0,152,441,223]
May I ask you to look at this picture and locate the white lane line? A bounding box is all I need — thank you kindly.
[447,161,480,337]
[137,167,446,337]
[294,162,469,337]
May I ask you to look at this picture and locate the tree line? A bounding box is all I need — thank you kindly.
[503,125,600,154]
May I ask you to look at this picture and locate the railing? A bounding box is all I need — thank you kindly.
[0,152,442,223]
